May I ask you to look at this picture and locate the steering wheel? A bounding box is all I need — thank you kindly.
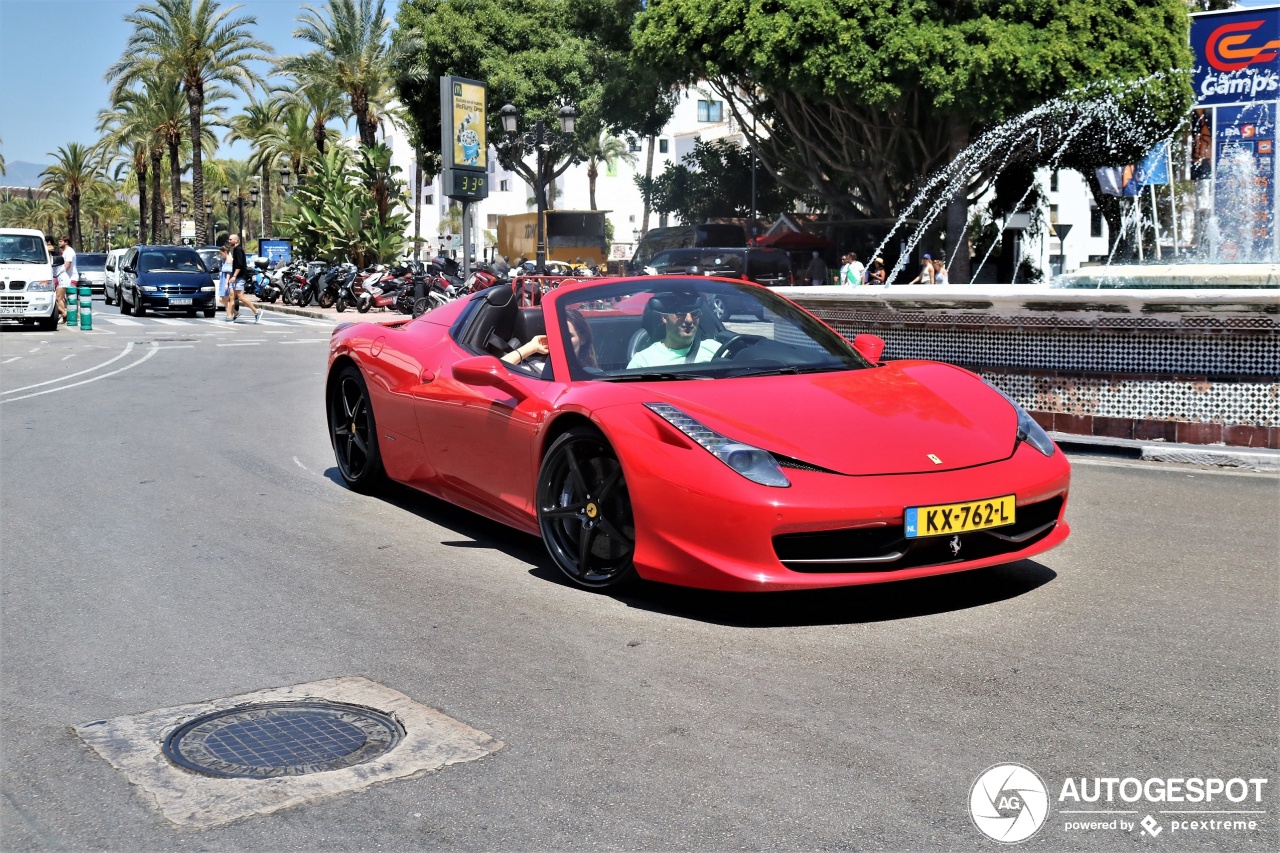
[711,333,764,360]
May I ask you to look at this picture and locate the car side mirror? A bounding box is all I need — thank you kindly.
[452,355,528,399]
[853,333,885,363]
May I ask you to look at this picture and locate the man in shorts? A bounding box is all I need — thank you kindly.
[225,234,260,323]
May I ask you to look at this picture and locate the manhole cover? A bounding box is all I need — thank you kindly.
[162,700,403,778]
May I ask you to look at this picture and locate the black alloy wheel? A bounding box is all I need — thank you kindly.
[328,365,385,492]
[537,427,636,589]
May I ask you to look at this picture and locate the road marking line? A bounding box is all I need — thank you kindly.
[216,342,261,347]
[2,343,137,395]
[61,354,76,361]
[0,342,158,403]
[96,316,143,325]
[153,318,190,325]
[2,356,20,364]
[156,344,195,349]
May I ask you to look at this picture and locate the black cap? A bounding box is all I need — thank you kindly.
[650,290,701,313]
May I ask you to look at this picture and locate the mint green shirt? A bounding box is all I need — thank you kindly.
[627,338,723,368]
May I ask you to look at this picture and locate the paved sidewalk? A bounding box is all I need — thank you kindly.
[259,301,405,323]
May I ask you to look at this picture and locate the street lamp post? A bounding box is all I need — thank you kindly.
[205,201,213,245]
[179,201,189,245]
[279,166,293,197]
[221,186,253,242]
[499,103,576,272]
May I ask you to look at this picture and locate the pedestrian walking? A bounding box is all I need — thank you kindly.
[866,256,887,285]
[224,234,261,323]
[216,244,231,315]
[932,258,950,285]
[842,252,865,286]
[48,238,69,324]
[58,236,79,317]
[908,253,935,285]
[806,250,828,286]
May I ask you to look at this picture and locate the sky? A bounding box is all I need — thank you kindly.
[0,0,403,169]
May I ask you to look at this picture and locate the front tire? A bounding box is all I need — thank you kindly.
[133,291,146,316]
[336,296,347,313]
[328,365,386,493]
[537,427,636,589]
[318,288,337,309]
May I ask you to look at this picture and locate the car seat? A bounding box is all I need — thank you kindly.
[625,292,728,362]
[464,284,521,357]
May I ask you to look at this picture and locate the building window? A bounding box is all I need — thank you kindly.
[499,179,510,192]
[1090,206,1103,238]
[628,214,636,223]
[487,214,499,229]
[697,100,723,122]
[1049,204,1059,224]
[659,138,669,154]
[1050,170,1059,192]
[628,137,642,152]
[424,194,433,205]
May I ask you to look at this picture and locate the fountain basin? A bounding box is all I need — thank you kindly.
[780,284,1279,450]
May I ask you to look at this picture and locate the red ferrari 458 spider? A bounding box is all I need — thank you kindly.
[326,276,1069,592]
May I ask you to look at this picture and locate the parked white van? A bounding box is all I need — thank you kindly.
[0,228,57,331]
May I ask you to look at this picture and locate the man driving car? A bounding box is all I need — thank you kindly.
[627,290,723,368]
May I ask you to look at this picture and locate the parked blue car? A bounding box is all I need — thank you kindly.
[116,245,218,317]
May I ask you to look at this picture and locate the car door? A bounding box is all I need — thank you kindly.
[103,254,115,300]
[411,333,557,530]
[120,249,138,305]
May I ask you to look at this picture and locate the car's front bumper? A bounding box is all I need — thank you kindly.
[0,293,57,322]
[607,414,1071,592]
[137,292,215,310]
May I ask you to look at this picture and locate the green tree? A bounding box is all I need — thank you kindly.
[281,0,395,149]
[108,0,271,243]
[228,98,286,238]
[97,98,154,241]
[282,144,407,266]
[636,137,798,225]
[40,143,105,249]
[632,0,1193,282]
[279,78,347,160]
[393,0,677,221]
[581,129,636,211]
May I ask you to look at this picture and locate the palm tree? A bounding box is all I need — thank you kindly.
[583,130,638,211]
[40,144,104,249]
[280,78,345,159]
[282,0,393,148]
[228,98,285,239]
[108,0,271,244]
[270,103,329,183]
[97,101,153,241]
[0,137,6,176]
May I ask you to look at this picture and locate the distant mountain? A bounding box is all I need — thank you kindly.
[2,161,49,189]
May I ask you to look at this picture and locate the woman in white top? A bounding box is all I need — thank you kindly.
[932,258,949,285]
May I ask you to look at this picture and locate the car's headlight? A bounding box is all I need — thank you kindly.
[200,286,214,292]
[139,285,157,292]
[645,402,790,487]
[990,385,1055,457]
[26,279,55,292]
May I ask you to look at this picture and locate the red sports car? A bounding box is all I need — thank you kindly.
[326,276,1070,592]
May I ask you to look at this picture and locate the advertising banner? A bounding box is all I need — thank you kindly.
[1191,7,1280,107]
[258,239,292,265]
[439,76,487,172]
[1213,101,1275,259]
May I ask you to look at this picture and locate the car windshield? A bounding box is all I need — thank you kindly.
[139,250,207,273]
[649,249,744,277]
[552,277,868,382]
[0,234,49,264]
[77,253,106,271]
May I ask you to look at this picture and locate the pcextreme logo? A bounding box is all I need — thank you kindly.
[1206,19,1280,72]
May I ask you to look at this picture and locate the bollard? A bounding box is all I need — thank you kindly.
[79,284,92,330]
[65,285,78,327]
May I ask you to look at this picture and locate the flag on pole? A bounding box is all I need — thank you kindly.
[1137,143,1171,186]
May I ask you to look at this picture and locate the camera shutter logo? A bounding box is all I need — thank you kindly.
[969,763,1049,843]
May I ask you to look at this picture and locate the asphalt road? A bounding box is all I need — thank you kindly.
[1,307,1276,851]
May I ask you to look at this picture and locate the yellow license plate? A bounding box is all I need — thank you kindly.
[904,495,1016,538]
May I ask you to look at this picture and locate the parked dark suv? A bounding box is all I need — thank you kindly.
[644,247,793,320]
[118,245,217,317]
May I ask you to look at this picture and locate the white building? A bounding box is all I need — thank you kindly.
[384,90,1132,280]
[383,85,739,261]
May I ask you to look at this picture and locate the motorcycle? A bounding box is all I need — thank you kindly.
[290,261,341,309]
[248,259,284,303]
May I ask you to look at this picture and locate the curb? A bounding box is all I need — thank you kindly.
[259,303,335,322]
[1051,431,1280,471]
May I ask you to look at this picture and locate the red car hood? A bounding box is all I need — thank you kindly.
[645,361,1018,475]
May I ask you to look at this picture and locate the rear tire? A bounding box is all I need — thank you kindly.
[103,287,114,306]
[327,365,386,493]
